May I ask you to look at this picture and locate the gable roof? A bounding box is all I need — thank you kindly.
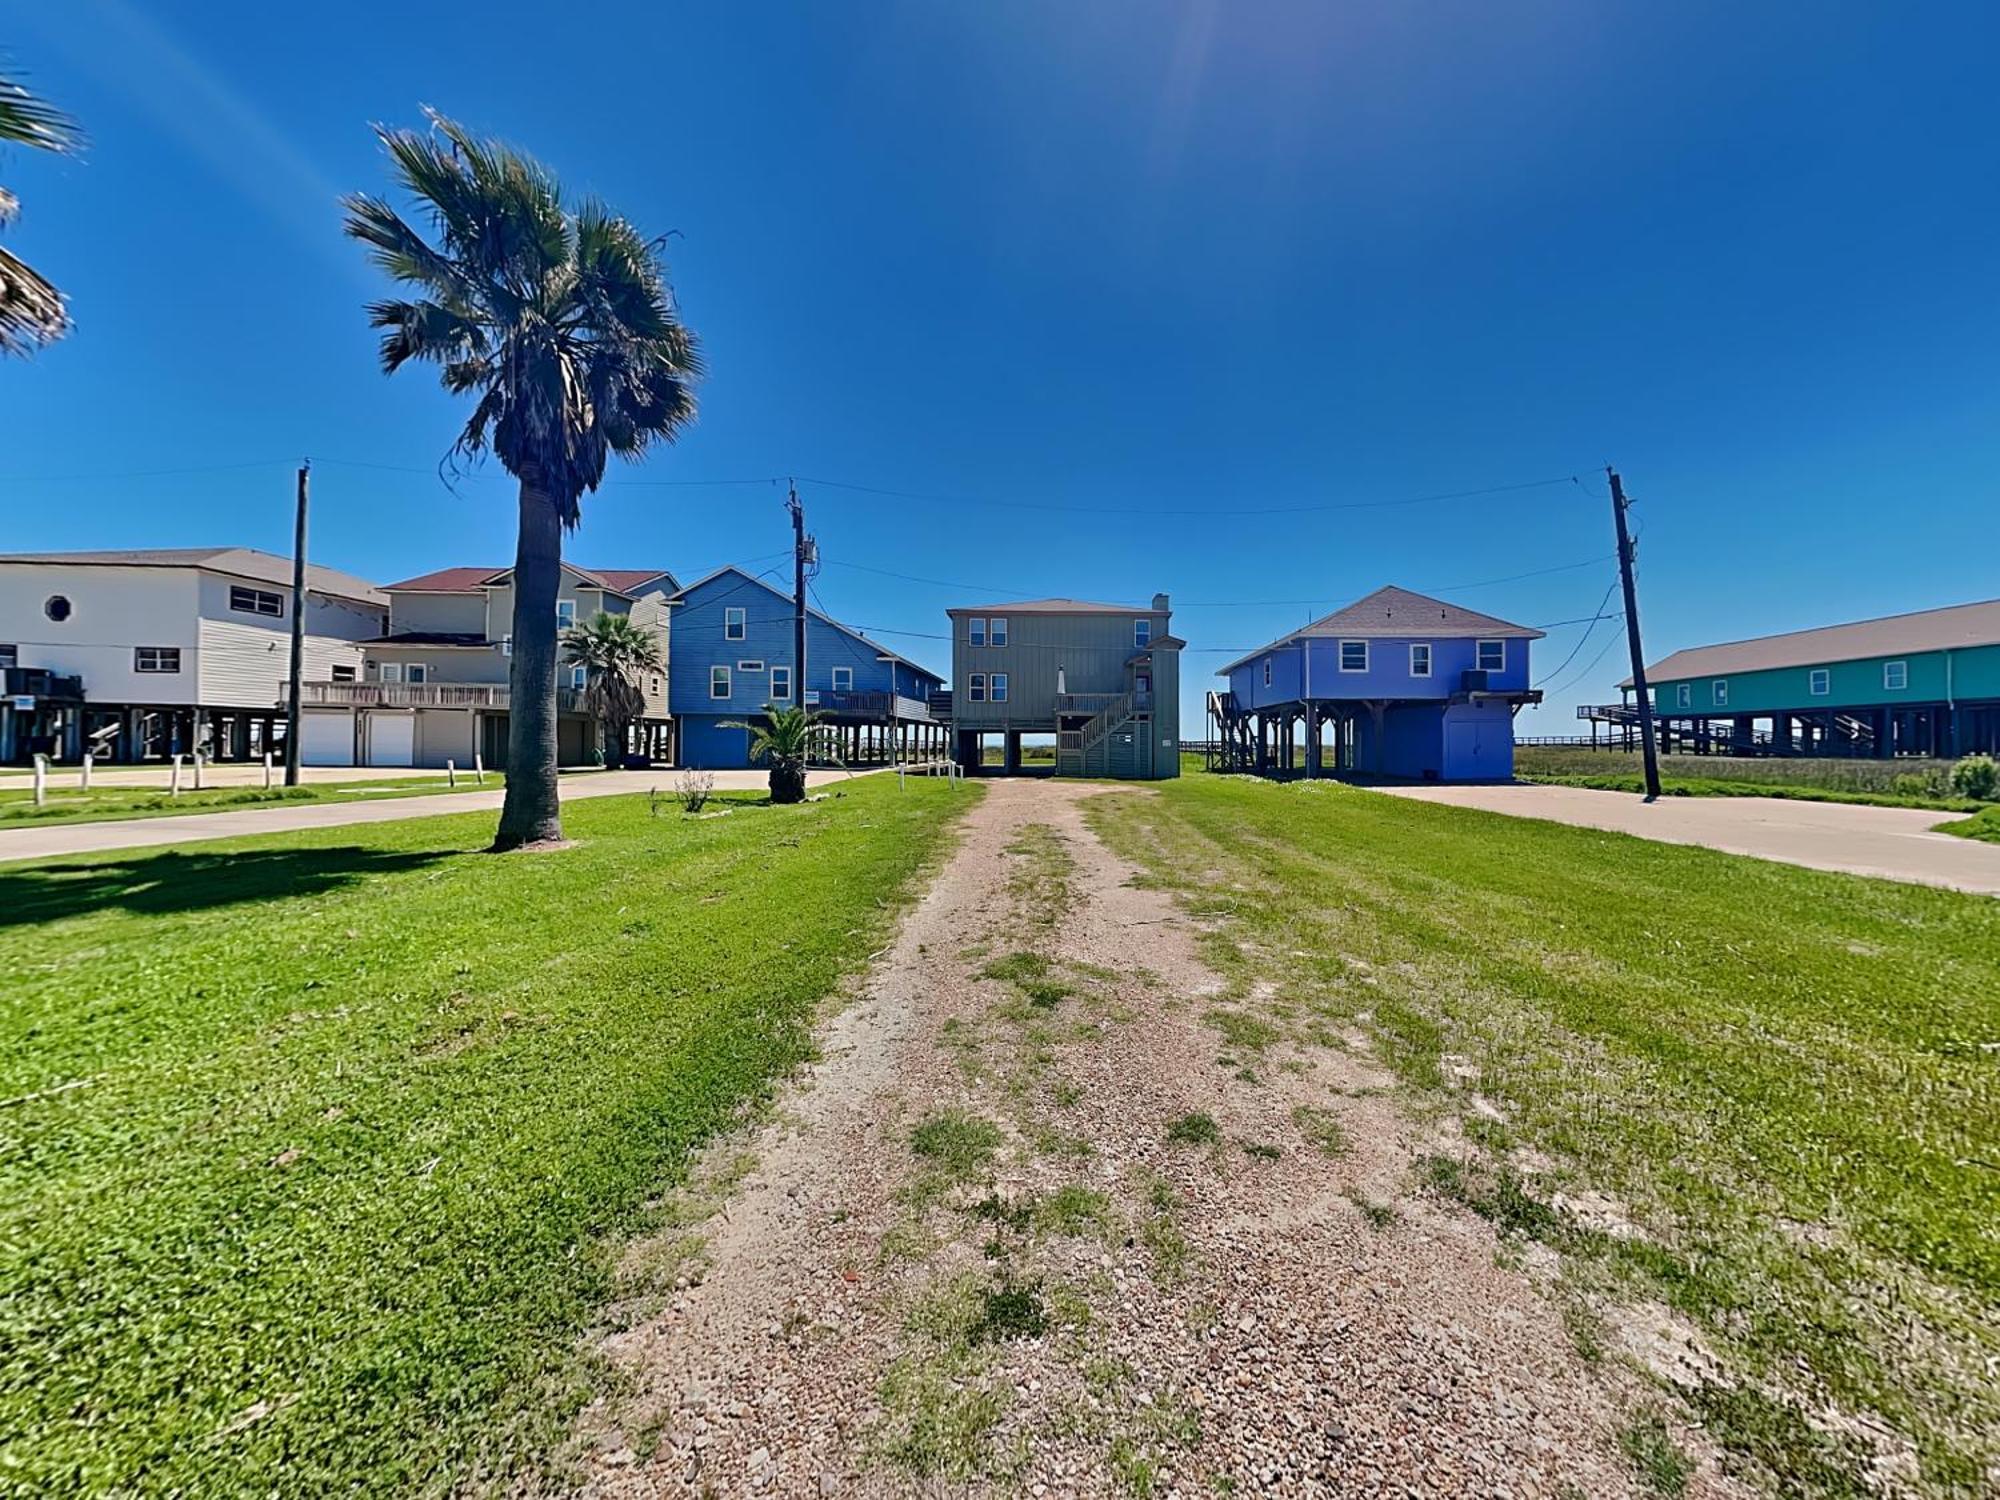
[672,565,942,681]
[945,597,1141,617]
[0,546,385,607]
[1621,596,2000,688]
[382,565,504,593]
[593,568,680,595]
[381,563,677,598]
[1217,586,1542,675]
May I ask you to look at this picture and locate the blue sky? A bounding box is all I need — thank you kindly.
[5,1,1997,731]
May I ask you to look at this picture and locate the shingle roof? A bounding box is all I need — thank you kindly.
[593,568,678,594]
[356,632,492,647]
[382,564,676,597]
[944,597,1143,617]
[1217,586,1542,675]
[0,546,385,607]
[1621,596,2000,688]
[381,565,504,593]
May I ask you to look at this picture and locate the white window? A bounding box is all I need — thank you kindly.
[1883,660,1908,691]
[134,646,180,673]
[989,617,1008,647]
[769,665,792,700]
[1676,683,1692,710]
[379,662,404,684]
[407,664,429,686]
[709,665,731,699]
[567,664,586,689]
[556,599,576,630]
[1713,679,1729,707]
[1809,668,1830,696]
[1340,640,1368,673]
[1262,658,1273,687]
[1477,640,1505,672]
[0,644,17,669]
[737,659,765,672]
[1135,618,1152,648]
[1409,643,1432,678]
[968,617,987,647]
[229,584,284,617]
[831,666,853,692]
[724,606,746,641]
[968,673,987,702]
[501,635,512,657]
[331,664,357,683]
[991,672,1009,703]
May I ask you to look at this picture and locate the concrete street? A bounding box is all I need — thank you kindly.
[1378,782,2000,895]
[0,767,899,864]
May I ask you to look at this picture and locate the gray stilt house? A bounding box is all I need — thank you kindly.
[947,596,1182,778]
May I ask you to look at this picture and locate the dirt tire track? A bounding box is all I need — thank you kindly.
[547,780,1725,1498]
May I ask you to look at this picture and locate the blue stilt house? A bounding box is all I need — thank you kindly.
[1210,586,1543,780]
[667,566,947,769]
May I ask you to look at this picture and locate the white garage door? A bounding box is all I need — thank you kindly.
[299,711,356,767]
[366,713,416,767]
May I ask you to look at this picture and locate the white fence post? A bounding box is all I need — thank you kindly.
[79,751,92,792]
[473,752,485,785]
[263,752,273,789]
[169,754,183,796]
[446,759,457,788]
[32,753,47,807]
[192,752,205,791]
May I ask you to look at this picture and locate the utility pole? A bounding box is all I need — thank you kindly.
[1608,465,1661,801]
[283,459,310,786]
[788,481,810,711]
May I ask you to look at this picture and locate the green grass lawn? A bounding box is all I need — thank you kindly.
[1514,746,1985,811]
[0,776,974,1494]
[0,774,504,828]
[1937,805,2000,843]
[1090,772,1999,1496]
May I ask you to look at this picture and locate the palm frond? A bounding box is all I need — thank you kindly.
[348,112,701,520]
[0,244,68,355]
[0,74,81,155]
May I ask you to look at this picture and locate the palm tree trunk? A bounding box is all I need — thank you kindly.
[493,475,565,849]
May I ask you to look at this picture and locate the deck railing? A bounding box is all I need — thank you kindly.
[296,681,585,713]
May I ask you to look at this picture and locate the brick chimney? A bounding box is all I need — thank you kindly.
[1152,592,1170,613]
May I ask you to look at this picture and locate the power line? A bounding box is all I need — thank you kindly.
[794,472,1589,518]
[1533,576,1623,687]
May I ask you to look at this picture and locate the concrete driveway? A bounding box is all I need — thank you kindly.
[1378,783,2000,896]
[0,768,873,865]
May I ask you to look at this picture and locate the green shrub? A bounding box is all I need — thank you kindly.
[1950,754,1999,801]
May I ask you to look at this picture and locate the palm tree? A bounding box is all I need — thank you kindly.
[343,111,700,849]
[1,68,82,357]
[722,705,843,804]
[562,610,662,767]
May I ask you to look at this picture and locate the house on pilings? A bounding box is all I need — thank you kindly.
[1209,586,1543,781]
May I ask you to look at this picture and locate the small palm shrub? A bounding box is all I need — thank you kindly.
[1951,754,1999,801]
[722,706,841,804]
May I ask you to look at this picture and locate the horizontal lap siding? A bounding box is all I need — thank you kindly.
[1230,635,1529,712]
[669,570,941,721]
[1651,645,2000,715]
[953,611,1164,725]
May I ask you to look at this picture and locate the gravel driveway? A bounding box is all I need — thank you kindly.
[552,780,1738,1497]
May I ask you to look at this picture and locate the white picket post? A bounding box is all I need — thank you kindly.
[263,752,273,789]
[446,759,457,788]
[79,752,92,792]
[170,754,183,796]
[32,753,47,807]
[192,752,204,791]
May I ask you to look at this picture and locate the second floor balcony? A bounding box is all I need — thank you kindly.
[297,680,587,714]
